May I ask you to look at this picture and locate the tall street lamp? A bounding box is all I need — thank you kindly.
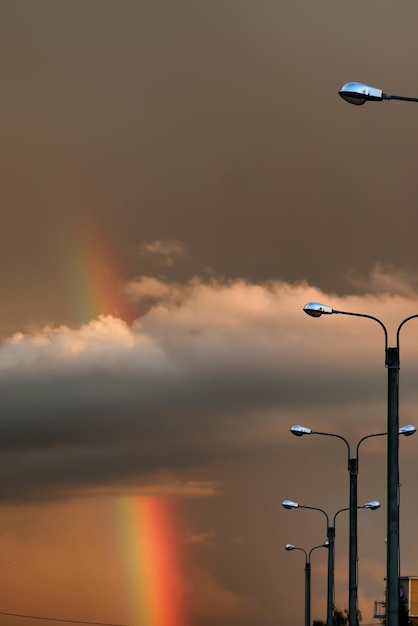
[337,81,418,626]
[285,541,328,626]
[290,424,416,626]
[281,499,380,626]
[338,81,418,105]
[303,301,418,626]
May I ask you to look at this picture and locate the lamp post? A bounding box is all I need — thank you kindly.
[285,541,328,626]
[290,424,416,626]
[282,499,380,626]
[303,301,418,626]
[337,81,418,626]
[338,81,418,105]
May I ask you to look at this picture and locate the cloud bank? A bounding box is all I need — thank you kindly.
[1,272,418,503]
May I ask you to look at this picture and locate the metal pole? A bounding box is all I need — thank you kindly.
[327,526,335,626]
[305,560,311,626]
[386,346,400,626]
[302,303,418,626]
[348,458,358,626]
[291,427,386,626]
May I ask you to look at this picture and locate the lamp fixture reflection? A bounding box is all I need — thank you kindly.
[338,82,418,106]
[282,499,300,509]
[399,424,416,436]
[362,500,380,510]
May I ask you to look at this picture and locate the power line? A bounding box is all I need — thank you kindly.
[0,611,129,626]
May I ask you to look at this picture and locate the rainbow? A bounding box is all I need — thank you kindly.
[117,496,187,626]
[66,212,130,323]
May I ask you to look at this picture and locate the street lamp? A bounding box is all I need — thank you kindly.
[338,82,418,105]
[303,301,418,626]
[281,499,380,626]
[285,541,328,626]
[290,424,416,626]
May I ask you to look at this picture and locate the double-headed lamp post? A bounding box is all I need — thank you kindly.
[282,499,380,626]
[285,541,328,626]
[290,424,416,626]
[303,301,418,626]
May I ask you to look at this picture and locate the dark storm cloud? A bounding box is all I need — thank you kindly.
[0,275,417,502]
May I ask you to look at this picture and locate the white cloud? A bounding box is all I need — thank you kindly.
[137,239,188,266]
[345,263,418,297]
[0,273,418,502]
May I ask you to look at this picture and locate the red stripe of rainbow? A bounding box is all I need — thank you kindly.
[117,496,187,626]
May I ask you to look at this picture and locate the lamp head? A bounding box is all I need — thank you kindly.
[399,424,416,437]
[282,500,299,509]
[285,544,295,551]
[338,82,384,105]
[362,500,380,510]
[303,302,333,317]
[290,425,312,437]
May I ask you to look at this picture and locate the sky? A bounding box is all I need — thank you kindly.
[1,1,418,625]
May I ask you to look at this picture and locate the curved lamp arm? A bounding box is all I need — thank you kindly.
[309,541,329,561]
[286,542,328,563]
[356,426,416,464]
[304,303,418,353]
[291,424,350,454]
[397,315,418,349]
[285,544,307,561]
[356,431,387,462]
[291,423,415,473]
[303,302,388,350]
[333,501,380,526]
[282,500,329,527]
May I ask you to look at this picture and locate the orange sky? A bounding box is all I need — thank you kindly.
[2,2,418,625]
[0,280,416,625]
